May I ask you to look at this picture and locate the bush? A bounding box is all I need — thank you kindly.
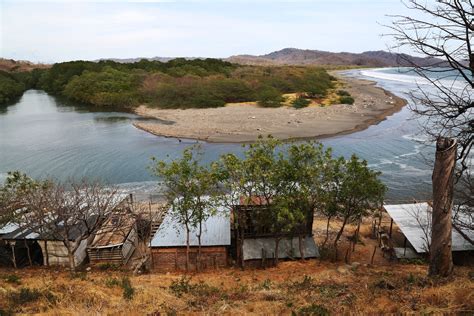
[8,287,56,306]
[292,304,330,316]
[292,96,311,109]
[339,96,355,105]
[105,277,121,288]
[96,262,120,271]
[169,276,193,297]
[121,277,135,301]
[3,274,21,284]
[257,86,284,107]
[336,90,350,96]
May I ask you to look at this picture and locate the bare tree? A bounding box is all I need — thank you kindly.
[41,180,120,271]
[388,0,473,173]
[388,0,473,277]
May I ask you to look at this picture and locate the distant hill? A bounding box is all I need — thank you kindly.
[226,48,443,67]
[0,58,50,72]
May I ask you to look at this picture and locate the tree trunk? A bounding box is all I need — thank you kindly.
[322,216,331,247]
[429,137,456,277]
[185,225,190,272]
[334,216,348,247]
[298,235,305,260]
[67,247,76,272]
[197,221,202,272]
[274,238,280,266]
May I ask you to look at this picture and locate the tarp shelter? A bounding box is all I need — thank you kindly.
[383,203,474,254]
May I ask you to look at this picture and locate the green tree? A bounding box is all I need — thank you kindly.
[257,86,285,107]
[329,155,386,248]
[151,147,217,271]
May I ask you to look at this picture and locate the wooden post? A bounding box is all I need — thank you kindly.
[403,237,407,257]
[25,239,32,266]
[10,242,17,269]
[371,246,377,265]
[389,218,393,238]
[44,240,49,266]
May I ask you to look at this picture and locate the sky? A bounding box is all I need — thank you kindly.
[0,0,415,63]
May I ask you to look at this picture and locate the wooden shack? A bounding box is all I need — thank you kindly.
[87,212,138,265]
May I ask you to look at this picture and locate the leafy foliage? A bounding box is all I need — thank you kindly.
[63,67,142,108]
[292,96,311,109]
[0,71,26,104]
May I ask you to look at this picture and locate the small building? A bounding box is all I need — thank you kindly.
[383,202,474,260]
[232,198,319,268]
[0,194,129,268]
[150,207,230,272]
[87,212,138,265]
[0,217,96,268]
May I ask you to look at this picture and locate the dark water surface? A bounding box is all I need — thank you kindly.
[0,69,437,201]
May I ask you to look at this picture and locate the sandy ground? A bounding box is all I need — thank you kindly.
[133,74,407,143]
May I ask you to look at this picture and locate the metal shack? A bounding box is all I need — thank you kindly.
[150,206,230,271]
[383,202,474,260]
[87,212,138,265]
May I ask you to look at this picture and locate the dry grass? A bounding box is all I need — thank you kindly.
[1,219,472,315]
[0,260,472,314]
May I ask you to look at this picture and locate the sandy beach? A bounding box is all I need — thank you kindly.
[133,73,407,143]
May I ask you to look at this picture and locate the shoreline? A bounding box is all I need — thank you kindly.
[133,72,407,143]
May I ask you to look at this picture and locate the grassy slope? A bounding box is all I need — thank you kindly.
[0,219,472,314]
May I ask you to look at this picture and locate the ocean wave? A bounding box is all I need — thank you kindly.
[360,69,467,90]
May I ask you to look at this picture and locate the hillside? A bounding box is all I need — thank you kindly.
[227,48,444,67]
[0,58,49,73]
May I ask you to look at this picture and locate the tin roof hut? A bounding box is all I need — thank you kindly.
[150,205,231,271]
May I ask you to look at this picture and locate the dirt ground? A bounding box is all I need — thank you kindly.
[0,219,473,315]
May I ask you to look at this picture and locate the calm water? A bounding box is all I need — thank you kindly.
[0,69,438,201]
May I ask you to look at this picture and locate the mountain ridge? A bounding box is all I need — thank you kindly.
[226,48,443,67]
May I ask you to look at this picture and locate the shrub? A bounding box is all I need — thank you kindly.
[169,276,193,297]
[105,277,121,288]
[292,96,311,109]
[257,86,284,107]
[336,90,350,96]
[339,96,355,105]
[3,274,21,284]
[292,304,330,316]
[96,262,120,271]
[121,277,135,301]
[8,287,56,306]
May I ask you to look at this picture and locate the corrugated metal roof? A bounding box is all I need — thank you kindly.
[384,203,474,253]
[243,236,319,260]
[89,213,136,249]
[150,205,230,247]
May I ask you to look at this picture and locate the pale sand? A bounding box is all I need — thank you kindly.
[133,74,407,143]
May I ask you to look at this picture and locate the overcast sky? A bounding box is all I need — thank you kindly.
[1,0,415,63]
